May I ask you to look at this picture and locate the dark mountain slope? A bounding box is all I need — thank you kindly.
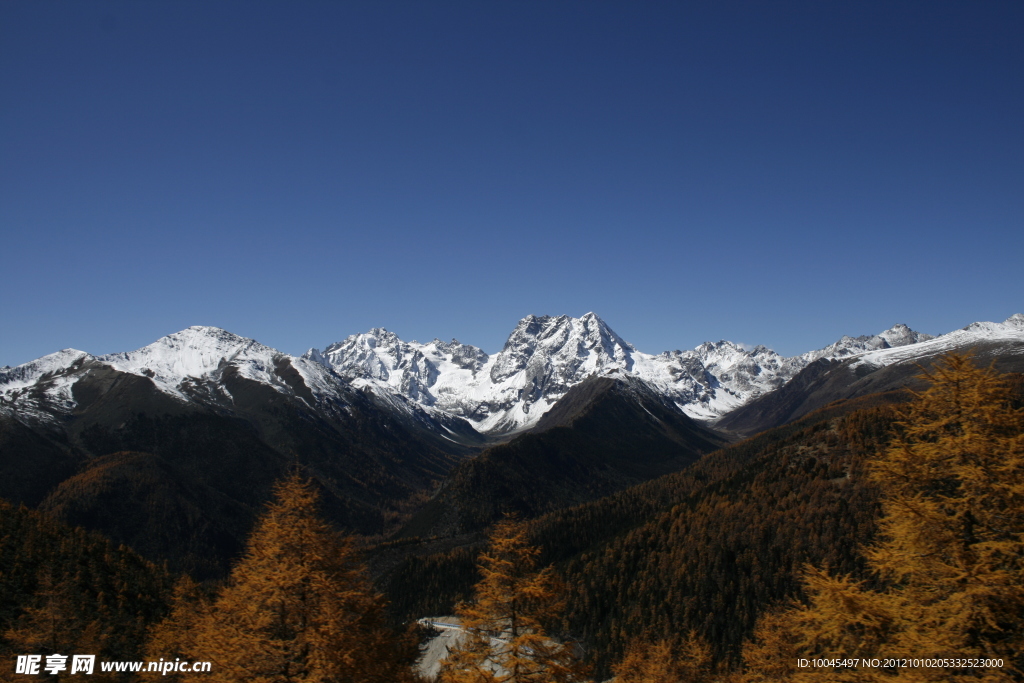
[39,450,255,579]
[385,372,1022,676]
[3,364,475,577]
[0,498,173,664]
[0,415,78,506]
[382,392,910,676]
[397,374,726,538]
[716,338,1024,437]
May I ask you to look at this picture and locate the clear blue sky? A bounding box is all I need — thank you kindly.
[3,1,1022,366]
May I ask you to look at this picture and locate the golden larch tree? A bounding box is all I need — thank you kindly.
[173,473,418,683]
[742,354,1024,682]
[438,516,589,683]
[610,633,712,683]
[141,576,210,681]
[3,571,114,683]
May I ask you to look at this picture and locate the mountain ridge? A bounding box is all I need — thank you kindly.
[301,313,988,433]
[5,314,1022,437]
[715,313,1024,437]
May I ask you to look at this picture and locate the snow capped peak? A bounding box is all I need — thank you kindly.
[799,323,933,363]
[1002,313,1024,329]
[502,312,626,346]
[305,328,489,407]
[956,314,1024,337]
[851,315,1024,370]
[304,347,328,366]
[0,348,94,422]
[0,348,91,394]
[877,323,934,347]
[364,327,403,345]
[310,313,805,432]
[491,313,635,386]
[7,312,1022,437]
[90,326,359,410]
[694,339,744,356]
[99,326,278,384]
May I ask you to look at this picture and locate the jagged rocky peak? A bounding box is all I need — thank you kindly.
[301,327,494,409]
[800,322,933,363]
[686,340,790,380]
[308,328,489,380]
[432,338,489,372]
[693,339,775,361]
[300,312,829,432]
[876,323,934,347]
[303,347,329,366]
[490,312,635,384]
[501,312,629,350]
[312,328,414,381]
[319,327,405,359]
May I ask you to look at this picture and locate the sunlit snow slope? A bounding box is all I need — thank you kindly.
[5,314,1021,436]
[303,313,972,433]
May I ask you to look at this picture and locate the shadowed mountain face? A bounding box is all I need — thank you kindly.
[0,357,474,578]
[3,315,1023,580]
[1,364,727,579]
[380,391,901,677]
[38,450,252,580]
[398,375,727,538]
[715,336,1024,437]
[0,325,732,579]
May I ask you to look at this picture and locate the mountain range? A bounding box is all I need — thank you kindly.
[4,312,1022,680]
[301,313,943,430]
[11,311,1015,438]
[2,312,1023,575]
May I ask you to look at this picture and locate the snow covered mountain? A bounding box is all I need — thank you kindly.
[715,313,1024,437]
[0,326,452,436]
[3,314,1019,578]
[799,323,934,363]
[0,326,492,569]
[850,313,1024,369]
[95,325,404,416]
[304,314,643,433]
[302,313,955,433]
[5,313,1022,437]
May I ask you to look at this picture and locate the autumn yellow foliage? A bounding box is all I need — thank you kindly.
[742,354,1024,682]
[145,473,418,682]
[610,632,713,683]
[438,516,589,683]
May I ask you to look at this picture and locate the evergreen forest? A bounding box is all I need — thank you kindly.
[2,355,1022,681]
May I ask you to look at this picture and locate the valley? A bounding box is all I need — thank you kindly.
[2,312,1023,679]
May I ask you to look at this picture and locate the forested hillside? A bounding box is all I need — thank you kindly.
[2,362,1020,681]
[385,364,1024,680]
[399,376,725,538]
[0,500,174,670]
[383,392,905,677]
[1,377,473,579]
